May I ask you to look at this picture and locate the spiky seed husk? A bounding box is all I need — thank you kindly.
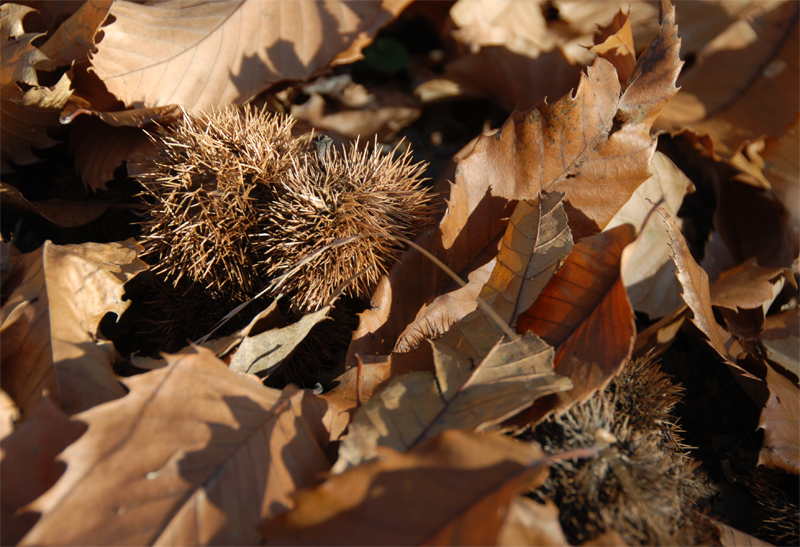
[138,104,434,350]
[528,356,718,546]
[137,106,310,299]
[255,140,433,311]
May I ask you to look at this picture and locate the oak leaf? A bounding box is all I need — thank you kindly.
[262,430,559,546]
[20,347,331,546]
[0,240,144,416]
[1,395,85,545]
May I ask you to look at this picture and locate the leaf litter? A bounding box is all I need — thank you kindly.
[1,0,798,545]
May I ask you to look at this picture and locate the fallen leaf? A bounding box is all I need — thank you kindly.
[1,183,112,228]
[348,0,681,366]
[0,240,145,416]
[713,519,773,547]
[229,298,337,375]
[659,209,741,365]
[656,2,799,157]
[0,4,72,170]
[20,347,331,546]
[605,151,695,319]
[762,308,800,377]
[415,46,583,113]
[1,395,86,546]
[554,1,660,52]
[333,333,570,472]
[590,7,636,85]
[447,0,552,54]
[36,0,112,70]
[262,430,555,546]
[758,363,800,474]
[516,225,637,420]
[497,496,570,547]
[90,0,410,111]
[0,390,18,441]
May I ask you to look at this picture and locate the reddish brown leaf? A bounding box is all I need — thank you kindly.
[0,240,145,416]
[758,363,800,474]
[261,430,554,546]
[20,347,331,546]
[516,225,637,420]
[1,395,86,546]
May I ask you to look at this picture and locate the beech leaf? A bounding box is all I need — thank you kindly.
[0,240,144,416]
[20,347,331,547]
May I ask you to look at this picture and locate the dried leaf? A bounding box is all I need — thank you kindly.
[262,430,552,546]
[605,151,695,319]
[516,225,637,419]
[714,520,773,547]
[496,496,570,547]
[660,209,740,365]
[0,4,72,170]
[333,333,570,472]
[415,46,582,113]
[656,2,799,157]
[90,0,409,111]
[1,395,85,546]
[348,0,681,365]
[0,390,18,441]
[448,0,552,53]
[0,240,145,416]
[1,183,111,228]
[758,363,800,474]
[229,299,336,375]
[36,0,112,69]
[762,308,800,377]
[20,347,331,546]
[590,8,636,85]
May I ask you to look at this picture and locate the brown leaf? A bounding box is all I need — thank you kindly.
[714,519,773,547]
[261,430,553,546]
[590,7,636,85]
[0,240,145,416]
[0,4,72,170]
[604,151,695,319]
[660,209,741,365]
[36,0,112,69]
[90,0,408,111]
[20,347,331,546]
[0,390,18,441]
[762,308,799,377]
[656,2,799,157]
[67,115,155,191]
[415,46,583,113]
[516,225,637,420]
[1,183,111,228]
[758,363,800,474]
[229,298,337,375]
[333,333,570,472]
[496,496,570,547]
[1,395,86,546]
[348,0,681,366]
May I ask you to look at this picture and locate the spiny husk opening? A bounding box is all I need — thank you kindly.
[526,356,719,546]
